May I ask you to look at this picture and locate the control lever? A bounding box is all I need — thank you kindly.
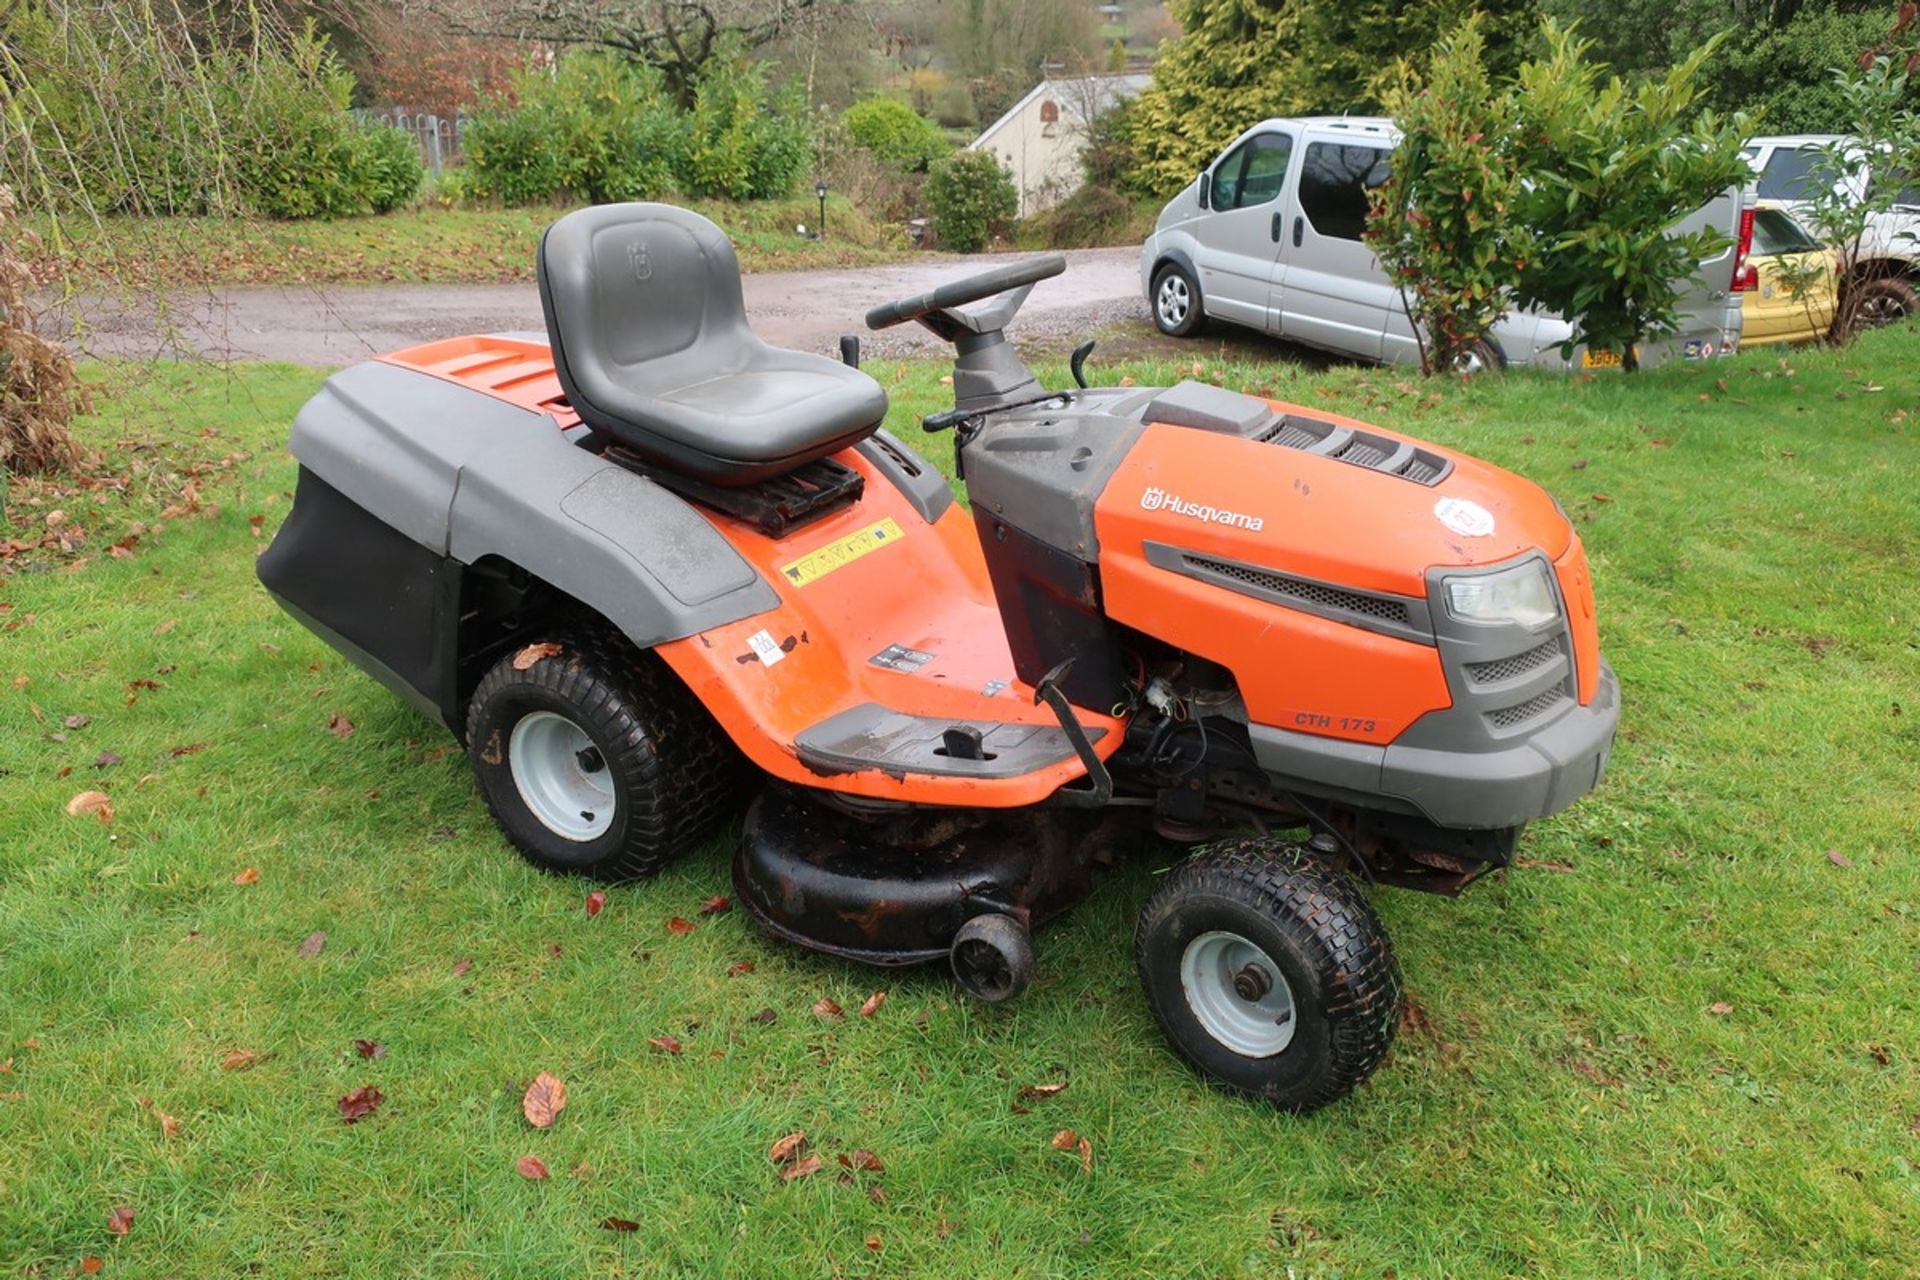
[839,335,861,368]
[1069,339,1095,389]
[1033,659,1113,808]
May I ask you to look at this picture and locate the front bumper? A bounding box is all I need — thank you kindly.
[1249,659,1620,831]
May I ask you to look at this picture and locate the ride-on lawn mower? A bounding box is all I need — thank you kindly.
[260,204,1618,1111]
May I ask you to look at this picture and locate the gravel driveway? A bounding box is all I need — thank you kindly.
[52,245,1148,368]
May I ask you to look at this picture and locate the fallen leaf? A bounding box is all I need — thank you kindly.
[1051,1128,1079,1151]
[1516,858,1577,874]
[452,958,473,976]
[769,1132,808,1164]
[219,1049,259,1071]
[1018,1082,1069,1101]
[353,1039,386,1060]
[148,1103,180,1139]
[512,642,564,670]
[812,998,844,1021]
[586,890,606,918]
[782,1153,824,1182]
[647,1034,683,1055]
[522,1072,567,1128]
[600,1217,640,1232]
[169,742,207,757]
[516,1154,550,1179]
[666,916,695,935]
[1827,849,1855,868]
[107,1205,135,1236]
[859,990,887,1018]
[726,961,755,977]
[698,895,732,916]
[1708,1001,1734,1016]
[749,1007,777,1025]
[81,1257,103,1274]
[837,1149,886,1173]
[63,713,90,729]
[297,931,327,958]
[152,618,176,635]
[1591,493,1613,503]
[92,750,122,769]
[327,712,355,739]
[338,1085,384,1123]
[1078,1137,1093,1175]
[232,866,260,885]
[866,1235,883,1253]
[64,790,114,821]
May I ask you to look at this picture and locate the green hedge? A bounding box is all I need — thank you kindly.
[841,98,948,174]
[926,150,1017,253]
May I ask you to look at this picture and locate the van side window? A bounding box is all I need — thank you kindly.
[1210,133,1293,211]
[1757,147,1829,201]
[1298,142,1391,241]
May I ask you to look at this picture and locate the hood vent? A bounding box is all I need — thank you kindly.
[1255,414,1454,487]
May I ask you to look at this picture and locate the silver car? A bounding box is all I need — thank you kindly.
[1142,116,1751,370]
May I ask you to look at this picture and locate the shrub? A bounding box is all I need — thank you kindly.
[354,124,423,214]
[682,52,809,200]
[926,149,1017,252]
[1020,184,1138,248]
[841,98,947,173]
[466,52,682,206]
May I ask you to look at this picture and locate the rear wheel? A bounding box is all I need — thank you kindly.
[465,629,736,880]
[1135,836,1401,1111]
[1841,275,1917,335]
[1152,262,1205,337]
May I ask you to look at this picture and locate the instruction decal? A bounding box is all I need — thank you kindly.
[746,629,786,666]
[1433,497,1495,539]
[778,518,905,588]
[869,643,935,673]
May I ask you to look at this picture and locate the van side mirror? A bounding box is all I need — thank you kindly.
[1197,170,1210,210]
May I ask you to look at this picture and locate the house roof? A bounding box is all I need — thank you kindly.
[969,73,1153,152]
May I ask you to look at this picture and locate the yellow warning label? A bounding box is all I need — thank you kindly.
[777,517,905,588]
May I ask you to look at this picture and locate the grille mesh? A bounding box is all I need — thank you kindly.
[1185,555,1411,624]
[1334,438,1390,468]
[1467,640,1561,685]
[1487,687,1569,729]
[1401,458,1443,484]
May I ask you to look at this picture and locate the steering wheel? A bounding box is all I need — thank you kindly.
[865,254,1066,332]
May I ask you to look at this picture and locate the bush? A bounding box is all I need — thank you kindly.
[466,52,682,206]
[682,52,809,200]
[354,124,423,214]
[841,98,947,174]
[1019,184,1140,249]
[926,150,1017,252]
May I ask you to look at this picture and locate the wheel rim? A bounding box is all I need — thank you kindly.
[1858,291,1909,327]
[954,937,1013,1000]
[1454,346,1488,375]
[508,711,615,841]
[1179,930,1297,1057]
[1157,275,1190,328]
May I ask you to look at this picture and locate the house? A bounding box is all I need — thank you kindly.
[967,72,1151,216]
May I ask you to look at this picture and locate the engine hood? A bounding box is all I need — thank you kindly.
[1092,407,1573,600]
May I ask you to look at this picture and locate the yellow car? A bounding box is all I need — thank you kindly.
[1737,202,1837,347]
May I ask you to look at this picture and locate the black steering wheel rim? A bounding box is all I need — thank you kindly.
[865,254,1067,331]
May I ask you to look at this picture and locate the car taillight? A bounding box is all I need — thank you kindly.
[1731,207,1756,292]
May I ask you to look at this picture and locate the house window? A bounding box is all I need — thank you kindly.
[1040,99,1059,138]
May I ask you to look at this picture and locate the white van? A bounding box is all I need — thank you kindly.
[1142,116,1753,370]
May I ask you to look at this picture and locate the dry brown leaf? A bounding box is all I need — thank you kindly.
[338,1085,384,1123]
[64,790,114,821]
[666,916,695,935]
[769,1131,808,1165]
[1077,1136,1093,1174]
[1827,849,1855,868]
[726,961,755,977]
[232,867,260,886]
[152,618,176,635]
[585,890,606,918]
[1050,1128,1078,1151]
[600,1217,640,1232]
[512,641,564,671]
[522,1072,567,1128]
[866,1235,883,1252]
[647,1034,683,1056]
[1018,1082,1069,1101]
[81,1257,104,1274]
[297,931,327,958]
[838,1148,886,1173]
[698,895,732,916]
[106,1205,135,1237]
[1708,1001,1734,1016]
[327,712,356,739]
[353,1039,386,1060]
[859,991,887,1018]
[782,1153,824,1182]
[516,1154,550,1180]
[812,998,845,1021]
[451,958,473,976]
[219,1049,259,1071]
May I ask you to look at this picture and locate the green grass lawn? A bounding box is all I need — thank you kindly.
[27,195,905,290]
[3,330,1918,1277]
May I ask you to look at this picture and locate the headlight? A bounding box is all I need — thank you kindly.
[1444,560,1560,628]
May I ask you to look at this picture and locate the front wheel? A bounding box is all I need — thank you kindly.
[465,630,736,880]
[1839,275,1917,336]
[1151,262,1206,337]
[1135,836,1401,1111]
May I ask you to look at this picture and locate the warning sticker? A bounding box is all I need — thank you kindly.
[869,643,935,673]
[777,518,905,588]
[746,628,786,666]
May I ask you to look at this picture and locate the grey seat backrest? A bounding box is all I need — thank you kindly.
[538,203,887,487]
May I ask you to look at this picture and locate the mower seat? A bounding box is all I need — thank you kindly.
[538,203,888,487]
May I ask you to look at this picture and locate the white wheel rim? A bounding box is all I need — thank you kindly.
[1158,275,1190,327]
[1179,930,1297,1057]
[508,711,615,841]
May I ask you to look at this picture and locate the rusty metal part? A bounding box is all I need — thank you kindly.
[733,785,1142,966]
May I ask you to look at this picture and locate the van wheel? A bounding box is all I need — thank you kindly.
[465,629,736,880]
[1842,275,1916,334]
[1152,262,1206,337]
[1453,339,1503,377]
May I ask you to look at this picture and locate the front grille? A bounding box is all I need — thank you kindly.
[871,434,923,477]
[1261,418,1328,449]
[1467,639,1561,685]
[1185,554,1412,625]
[1332,437,1391,468]
[1487,686,1569,729]
[1254,415,1452,486]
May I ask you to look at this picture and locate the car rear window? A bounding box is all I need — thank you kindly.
[1751,208,1821,256]
[1297,143,1392,242]
[1756,147,1830,201]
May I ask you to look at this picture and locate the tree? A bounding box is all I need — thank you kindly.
[1,187,85,477]
[1370,15,1524,375]
[431,0,848,107]
[925,148,1017,251]
[940,0,1103,122]
[1505,22,1756,370]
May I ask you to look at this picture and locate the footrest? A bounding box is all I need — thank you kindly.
[795,703,1105,780]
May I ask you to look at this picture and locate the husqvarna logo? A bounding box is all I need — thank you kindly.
[1140,486,1264,531]
[628,240,652,281]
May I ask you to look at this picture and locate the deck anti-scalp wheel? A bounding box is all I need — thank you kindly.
[465,630,735,880]
[1135,836,1402,1112]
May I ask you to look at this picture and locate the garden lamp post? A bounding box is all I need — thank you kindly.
[816,180,828,240]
